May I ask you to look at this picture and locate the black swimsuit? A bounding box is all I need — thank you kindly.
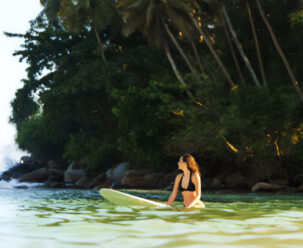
[179,171,196,192]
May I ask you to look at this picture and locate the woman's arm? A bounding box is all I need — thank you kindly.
[187,173,202,208]
[167,174,181,206]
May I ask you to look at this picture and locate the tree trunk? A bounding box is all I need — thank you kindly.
[164,23,202,84]
[94,27,106,62]
[190,39,206,74]
[189,14,235,87]
[165,43,194,100]
[219,7,245,86]
[256,0,303,103]
[222,5,261,87]
[246,0,267,86]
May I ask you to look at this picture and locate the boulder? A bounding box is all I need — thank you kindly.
[216,169,236,184]
[123,174,148,187]
[251,182,287,193]
[296,184,303,192]
[106,168,113,181]
[19,168,50,182]
[47,169,64,182]
[64,163,86,184]
[164,184,174,191]
[111,162,129,186]
[225,172,248,190]
[75,176,90,187]
[271,178,289,186]
[20,156,34,164]
[291,174,303,187]
[122,172,164,188]
[209,178,222,189]
[46,160,65,170]
[44,181,65,188]
[144,173,165,186]
[124,169,153,177]
[86,173,108,189]
[14,185,28,189]
[158,171,179,188]
[0,162,41,181]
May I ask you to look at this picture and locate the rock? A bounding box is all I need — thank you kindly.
[122,172,164,188]
[64,163,86,184]
[225,172,248,189]
[46,160,65,170]
[144,173,165,186]
[209,178,222,189]
[123,174,147,187]
[20,156,33,164]
[86,173,107,189]
[19,168,50,182]
[271,178,289,186]
[158,171,179,188]
[75,176,90,187]
[217,169,236,184]
[44,181,65,188]
[14,185,28,189]
[251,182,287,193]
[106,168,113,181]
[164,184,174,191]
[0,162,41,181]
[297,184,303,192]
[291,174,303,187]
[124,169,153,177]
[47,169,64,182]
[111,162,129,186]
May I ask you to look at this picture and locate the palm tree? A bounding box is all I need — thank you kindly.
[164,42,194,99]
[119,0,196,98]
[41,0,122,62]
[189,12,235,87]
[163,22,203,84]
[256,0,303,103]
[246,0,267,86]
[221,5,261,87]
[218,6,245,85]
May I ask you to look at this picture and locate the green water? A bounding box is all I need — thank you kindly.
[1,188,303,248]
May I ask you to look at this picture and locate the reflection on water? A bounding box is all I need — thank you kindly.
[0,188,303,247]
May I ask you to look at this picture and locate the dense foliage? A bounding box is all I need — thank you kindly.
[7,0,303,177]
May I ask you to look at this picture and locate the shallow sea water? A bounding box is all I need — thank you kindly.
[1,188,303,248]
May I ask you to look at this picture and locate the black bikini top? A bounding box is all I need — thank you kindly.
[179,171,196,192]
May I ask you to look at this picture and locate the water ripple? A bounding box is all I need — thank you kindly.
[1,188,303,247]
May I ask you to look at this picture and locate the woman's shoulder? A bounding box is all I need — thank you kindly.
[192,171,201,179]
[175,173,183,180]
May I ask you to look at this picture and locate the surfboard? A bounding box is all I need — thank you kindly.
[100,188,170,208]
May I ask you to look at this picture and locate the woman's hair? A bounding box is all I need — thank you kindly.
[181,153,200,175]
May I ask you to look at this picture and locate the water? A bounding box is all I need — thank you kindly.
[1,188,303,248]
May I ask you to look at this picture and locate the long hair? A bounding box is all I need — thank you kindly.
[182,153,200,175]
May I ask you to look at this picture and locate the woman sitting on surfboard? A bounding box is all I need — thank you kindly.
[167,154,205,208]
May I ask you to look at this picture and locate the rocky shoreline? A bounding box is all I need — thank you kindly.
[1,156,303,194]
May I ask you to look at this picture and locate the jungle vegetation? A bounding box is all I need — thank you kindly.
[7,0,303,179]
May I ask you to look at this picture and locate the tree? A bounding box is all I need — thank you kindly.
[256,0,303,103]
[221,5,260,87]
[119,0,196,98]
[246,0,267,86]
[219,6,245,85]
[41,0,122,62]
[189,8,236,87]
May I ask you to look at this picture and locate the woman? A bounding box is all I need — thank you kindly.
[167,154,205,208]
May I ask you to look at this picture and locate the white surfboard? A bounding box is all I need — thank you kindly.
[100,188,170,208]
